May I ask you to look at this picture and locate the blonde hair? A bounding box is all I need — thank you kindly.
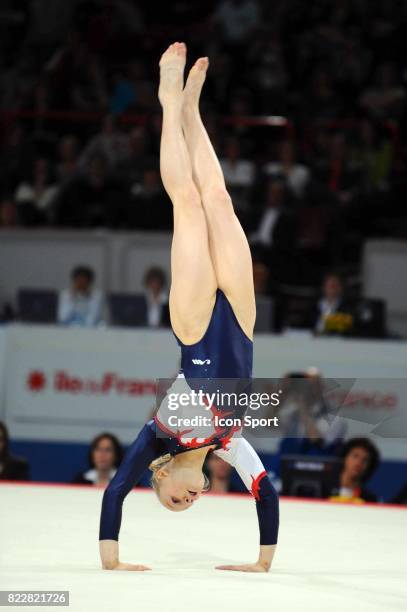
[149,453,172,494]
[148,453,211,495]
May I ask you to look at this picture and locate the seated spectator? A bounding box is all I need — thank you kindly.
[116,126,150,184]
[250,178,297,248]
[0,422,30,481]
[14,157,59,225]
[58,266,103,327]
[205,452,242,494]
[56,135,80,183]
[351,119,393,192]
[334,437,380,503]
[0,122,32,191]
[264,140,310,199]
[312,132,362,206]
[220,137,256,189]
[143,266,170,328]
[54,153,128,228]
[277,369,347,456]
[360,61,405,121]
[72,432,124,487]
[78,115,129,171]
[312,272,351,334]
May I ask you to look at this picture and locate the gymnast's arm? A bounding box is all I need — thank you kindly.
[99,420,162,570]
[213,437,279,572]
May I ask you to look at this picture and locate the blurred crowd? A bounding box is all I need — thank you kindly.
[1,0,407,291]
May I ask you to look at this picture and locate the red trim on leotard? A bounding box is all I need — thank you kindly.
[250,470,267,501]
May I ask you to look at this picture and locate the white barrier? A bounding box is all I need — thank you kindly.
[1,325,407,459]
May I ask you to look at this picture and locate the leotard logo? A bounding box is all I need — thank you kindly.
[191,359,211,365]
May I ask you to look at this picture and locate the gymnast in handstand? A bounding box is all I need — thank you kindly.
[99,42,279,573]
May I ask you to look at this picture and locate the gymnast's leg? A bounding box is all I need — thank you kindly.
[182,58,256,339]
[159,43,217,344]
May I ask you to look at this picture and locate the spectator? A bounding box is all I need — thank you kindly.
[351,120,393,192]
[0,422,30,481]
[79,115,129,171]
[220,136,255,214]
[0,123,32,191]
[220,137,255,188]
[143,266,170,328]
[205,452,242,494]
[360,61,405,121]
[264,140,310,199]
[55,153,128,228]
[312,132,362,205]
[72,432,124,486]
[58,265,103,327]
[250,178,296,248]
[56,135,80,183]
[116,126,150,184]
[277,369,346,455]
[14,157,59,225]
[313,272,350,333]
[335,437,380,503]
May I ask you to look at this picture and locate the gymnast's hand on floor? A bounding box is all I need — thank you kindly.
[216,562,269,573]
[99,540,151,571]
[216,545,275,572]
[107,562,151,571]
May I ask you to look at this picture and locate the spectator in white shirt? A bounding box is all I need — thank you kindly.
[220,137,255,214]
[264,140,310,199]
[15,157,59,224]
[58,266,103,327]
[221,137,255,187]
[143,267,169,328]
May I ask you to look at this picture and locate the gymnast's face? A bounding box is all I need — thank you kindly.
[155,464,205,512]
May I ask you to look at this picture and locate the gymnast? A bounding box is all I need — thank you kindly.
[99,42,279,573]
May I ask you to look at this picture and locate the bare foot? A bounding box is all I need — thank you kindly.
[183,57,209,109]
[158,42,186,106]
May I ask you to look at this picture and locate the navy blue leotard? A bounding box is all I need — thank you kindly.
[99,290,279,545]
